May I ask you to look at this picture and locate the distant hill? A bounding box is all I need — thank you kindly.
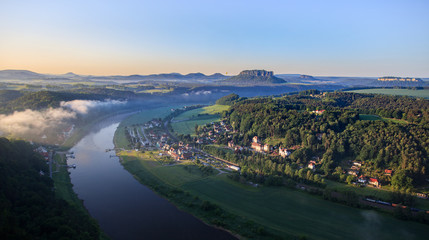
[0,70,45,80]
[221,70,286,85]
[93,72,227,81]
[0,69,227,82]
[300,74,315,80]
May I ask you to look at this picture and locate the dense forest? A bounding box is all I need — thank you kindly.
[0,138,101,239]
[206,92,429,191]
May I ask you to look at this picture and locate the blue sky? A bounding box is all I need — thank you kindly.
[0,0,428,76]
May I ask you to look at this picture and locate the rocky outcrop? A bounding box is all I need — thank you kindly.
[239,70,274,77]
[300,75,315,79]
[222,70,286,85]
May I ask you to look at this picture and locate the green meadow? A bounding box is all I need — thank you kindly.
[348,88,429,99]
[359,114,408,124]
[171,104,229,136]
[174,104,229,121]
[119,150,429,240]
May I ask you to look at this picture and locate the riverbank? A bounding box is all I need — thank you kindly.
[53,108,147,240]
[52,153,110,240]
[117,152,273,239]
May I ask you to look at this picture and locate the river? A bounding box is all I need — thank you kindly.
[66,115,236,240]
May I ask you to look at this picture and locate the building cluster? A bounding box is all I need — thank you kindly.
[128,118,171,150]
[227,141,244,153]
[161,142,193,161]
[143,119,162,129]
[311,109,326,115]
[195,120,234,144]
[248,136,301,159]
[350,160,388,188]
[348,161,361,176]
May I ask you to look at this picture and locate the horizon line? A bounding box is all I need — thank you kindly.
[2,69,427,79]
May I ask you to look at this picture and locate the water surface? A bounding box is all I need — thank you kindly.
[67,116,236,240]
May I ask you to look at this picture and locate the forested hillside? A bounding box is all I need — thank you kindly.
[0,138,100,239]
[211,92,429,190]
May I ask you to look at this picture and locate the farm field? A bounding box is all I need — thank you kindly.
[172,115,221,136]
[173,104,229,121]
[348,88,429,99]
[171,104,229,136]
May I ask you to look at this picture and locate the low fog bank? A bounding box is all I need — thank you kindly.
[0,99,128,144]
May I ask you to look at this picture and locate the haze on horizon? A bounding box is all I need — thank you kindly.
[0,0,428,77]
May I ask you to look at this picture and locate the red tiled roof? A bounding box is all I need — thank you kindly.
[369,178,378,183]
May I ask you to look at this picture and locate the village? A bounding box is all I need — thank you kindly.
[124,118,241,173]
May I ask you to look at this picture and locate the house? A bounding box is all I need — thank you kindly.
[228,141,235,148]
[263,144,272,152]
[312,110,326,115]
[234,146,243,153]
[251,142,263,152]
[171,152,180,161]
[308,162,316,170]
[348,169,359,176]
[180,152,192,160]
[279,147,291,158]
[384,169,393,176]
[353,162,362,167]
[368,178,380,187]
[357,175,367,184]
[252,136,260,143]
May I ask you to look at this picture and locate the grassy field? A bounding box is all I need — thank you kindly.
[172,115,221,136]
[119,150,209,187]
[184,175,429,240]
[174,104,229,121]
[171,104,229,136]
[118,150,429,239]
[265,137,286,146]
[138,88,173,94]
[359,114,408,124]
[348,88,429,99]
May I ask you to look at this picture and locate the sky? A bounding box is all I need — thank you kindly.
[0,0,428,77]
